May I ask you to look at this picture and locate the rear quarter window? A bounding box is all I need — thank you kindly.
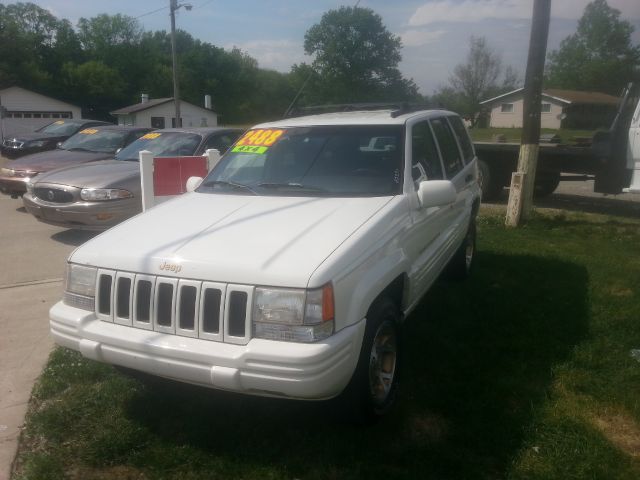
[447,116,475,163]
[430,117,465,179]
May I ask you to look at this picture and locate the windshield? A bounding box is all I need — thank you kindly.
[115,132,202,161]
[197,126,404,197]
[37,121,83,136]
[60,129,130,154]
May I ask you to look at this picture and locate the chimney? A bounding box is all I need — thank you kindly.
[141,93,149,104]
[204,94,212,110]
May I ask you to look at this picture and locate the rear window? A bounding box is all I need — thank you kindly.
[115,132,202,161]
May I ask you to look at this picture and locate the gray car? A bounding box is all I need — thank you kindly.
[22,127,244,230]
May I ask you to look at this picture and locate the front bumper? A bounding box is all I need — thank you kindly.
[0,175,29,196]
[23,193,138,230]
[50,301,365,400]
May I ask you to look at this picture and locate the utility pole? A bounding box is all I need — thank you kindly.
[505,0,551,226]
[170,0,192,128]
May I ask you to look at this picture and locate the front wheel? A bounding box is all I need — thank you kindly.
[342,297,401,422]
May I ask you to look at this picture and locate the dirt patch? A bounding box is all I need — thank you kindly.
[592,412,640,457]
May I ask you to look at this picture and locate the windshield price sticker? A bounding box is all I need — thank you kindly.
[232,145,269,154]
[141,132,162,140]
[54,120,65,125]
[233,129,285,154]
[79,128,98,134]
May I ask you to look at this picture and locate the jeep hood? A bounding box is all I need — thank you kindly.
[71,193,394,287]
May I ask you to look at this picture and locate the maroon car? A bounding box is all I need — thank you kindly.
[0,125,151,198]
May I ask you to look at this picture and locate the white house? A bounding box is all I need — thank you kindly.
[111,94,218,129]
[0,86,82,137]
[480,88,619,130]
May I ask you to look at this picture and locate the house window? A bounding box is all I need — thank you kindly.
[151,117,165,129]
[500,103,514,113]
[541,102,551,113]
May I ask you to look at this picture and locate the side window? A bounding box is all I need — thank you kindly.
[447,116,475,164]
[411,121,444,187]
[205,134,234,153]
[430,118,465,179]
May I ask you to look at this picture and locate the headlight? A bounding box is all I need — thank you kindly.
[80,188,133,201]
[253,284,334,342]
[28,140,47,148]
[1,167,14,176]
[63,263,97,311]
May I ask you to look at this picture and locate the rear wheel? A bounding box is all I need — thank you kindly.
[445,219,476,281]
[534,171,561,197]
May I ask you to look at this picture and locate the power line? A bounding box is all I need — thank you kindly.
[135,5,169,19]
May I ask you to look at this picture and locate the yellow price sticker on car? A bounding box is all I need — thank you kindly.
[233,129,285,154]
[79,128,98,134]
[141,133,162,140]
[54,120,65,125]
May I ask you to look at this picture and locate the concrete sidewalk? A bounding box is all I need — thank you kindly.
[0,282,59,480]
[0,174,92,480]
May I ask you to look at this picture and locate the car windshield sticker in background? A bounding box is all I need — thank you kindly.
[54,120,65,125]
[141,133,162,140]
[79,129,98,134]
[232,129,285,154]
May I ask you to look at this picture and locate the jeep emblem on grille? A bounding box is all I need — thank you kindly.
[47,190,55,201]
[159,261,182,273]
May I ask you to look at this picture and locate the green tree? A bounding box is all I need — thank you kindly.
[546,0,640,94]
[300,6,418,104]
[433,36,519,125]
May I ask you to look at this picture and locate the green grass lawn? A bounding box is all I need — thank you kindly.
[12,209,640,480]
[470,127,597,143]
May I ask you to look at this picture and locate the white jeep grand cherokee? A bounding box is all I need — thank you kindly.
[52,108,481,418]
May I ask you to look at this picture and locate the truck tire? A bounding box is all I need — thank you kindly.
[478,159,504,201]
[342,297,401,423]
[534,172,561,198]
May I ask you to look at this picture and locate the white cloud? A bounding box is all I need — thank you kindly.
[409,0,640,26]
[401,29,447,47]
[224,39,306,72]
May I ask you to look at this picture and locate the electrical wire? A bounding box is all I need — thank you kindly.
[134,5,170,19]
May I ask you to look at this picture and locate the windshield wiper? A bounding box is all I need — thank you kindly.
[67,147,92,152]
[201,180,257,195]
[257,182,327,193]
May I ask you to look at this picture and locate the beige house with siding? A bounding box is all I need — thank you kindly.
[0,86,82,137]
[480,88,619,130]
[111,94,218,129]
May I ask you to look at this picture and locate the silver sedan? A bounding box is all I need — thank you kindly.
[22,127,243,230]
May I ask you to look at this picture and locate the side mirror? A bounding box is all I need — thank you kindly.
[417,180,457,208]
[186,176,203,193]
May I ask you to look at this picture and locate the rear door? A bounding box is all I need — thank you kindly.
[429,116,475,251]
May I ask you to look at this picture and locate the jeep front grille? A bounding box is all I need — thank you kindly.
[95,269,252,345]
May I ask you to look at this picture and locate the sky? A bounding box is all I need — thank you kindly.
[29,0,640,95]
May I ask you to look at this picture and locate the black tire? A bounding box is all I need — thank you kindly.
[534,171,561,198]
[478,159,504,201]
[444,219,476,281]
[341,297,401,423]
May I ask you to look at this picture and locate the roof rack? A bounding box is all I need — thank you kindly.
[284,102,433,119]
